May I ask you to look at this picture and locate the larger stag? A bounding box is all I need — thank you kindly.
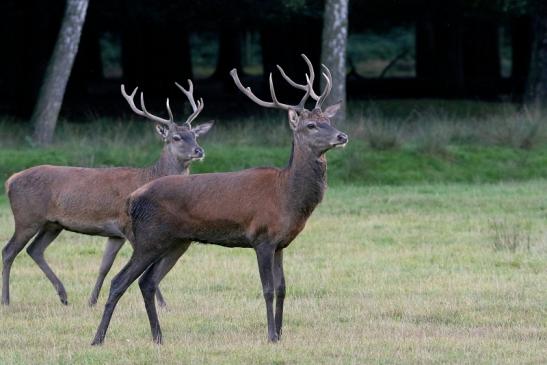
[2,81,213,307]
[91,54,348,345]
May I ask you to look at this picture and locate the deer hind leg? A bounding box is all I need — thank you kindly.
[26,226,65,304]
[2,224,42,305]
[273,249,286,339]
[138,242,191,344]
[88,237,125,307]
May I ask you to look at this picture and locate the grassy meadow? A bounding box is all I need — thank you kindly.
[0,100,547,364]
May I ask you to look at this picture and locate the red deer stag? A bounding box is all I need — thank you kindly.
[2,81,213,307]
[91,54,348,345]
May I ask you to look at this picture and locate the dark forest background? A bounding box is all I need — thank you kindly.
[2,0,547,120]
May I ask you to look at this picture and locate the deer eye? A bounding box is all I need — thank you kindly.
[307,123,316,129]
[173,135,181,141]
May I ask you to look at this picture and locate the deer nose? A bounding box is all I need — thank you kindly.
[194,147,204,157]
[337,133,348,144]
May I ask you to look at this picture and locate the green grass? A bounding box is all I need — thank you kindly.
[1,100,547,190]
[3,141,547,188]
[0,181,546,364]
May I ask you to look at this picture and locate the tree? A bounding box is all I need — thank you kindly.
[526,0,547,106]
[321,0,348,123]
[31,0,89,146]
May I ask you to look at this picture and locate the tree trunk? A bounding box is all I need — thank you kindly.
[321,0,348,123]
[526,1,547,106]
[31,0,89,145]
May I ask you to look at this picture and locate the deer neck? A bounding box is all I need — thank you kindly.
[146,145,190,180]
[284,140,327,219]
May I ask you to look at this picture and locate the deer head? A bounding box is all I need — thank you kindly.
[230,54,348,155]
[121,81,213,161]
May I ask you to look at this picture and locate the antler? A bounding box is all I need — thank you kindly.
[230,70,294,110]
[120,85,173,126]
[174,80,204,127]
[276,54,333,110]
[230,53,333,111]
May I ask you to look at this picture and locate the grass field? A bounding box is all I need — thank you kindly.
[1,101,547,363]
[2,100,547,190]
[0,181,546,364]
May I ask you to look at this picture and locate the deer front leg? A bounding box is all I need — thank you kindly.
[255,243,278,343]
[273,249,285,339]
[89,237,125,307]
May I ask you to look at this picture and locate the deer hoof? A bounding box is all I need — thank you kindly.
[268,334,279,343]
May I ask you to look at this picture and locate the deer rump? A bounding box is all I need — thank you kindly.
[128,168,304,250]
[7,165,143,238]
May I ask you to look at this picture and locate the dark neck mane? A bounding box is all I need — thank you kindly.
[145,145,190,180]
[285,140,327,219]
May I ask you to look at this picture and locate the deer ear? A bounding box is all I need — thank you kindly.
[155,124,170,140]
[288,109,299,130]
[192,121,214,137]
[323,101,342,118]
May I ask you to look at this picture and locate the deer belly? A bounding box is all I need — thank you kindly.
[55,217,124,238]
[193,231,252,248]
[188,218,274,248]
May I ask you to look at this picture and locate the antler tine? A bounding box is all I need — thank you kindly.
[120,84,172,126]
[315,64,333,109]
[139,92,173,126]
[276,66,311,108]
[174,80,198,112]
[231,55,331,112]
[300,54,322,100]
[166,98,174,122]
[121,85,144,117]
[295,74,312,108]
[175,80,205,127]
[268,73,293,110]
[275,54,320,108]
[230,69,286,109]
[276,65,307,91]
[185,97,204,126]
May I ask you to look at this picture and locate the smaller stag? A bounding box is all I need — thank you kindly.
[2,81,213,307]
[91,54,348,345]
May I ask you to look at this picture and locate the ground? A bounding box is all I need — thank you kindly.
[1,181,546,364]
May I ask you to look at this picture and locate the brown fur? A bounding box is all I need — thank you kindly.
[7,164,180,237]
[91,104,349,345]
[2,120,212,306]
